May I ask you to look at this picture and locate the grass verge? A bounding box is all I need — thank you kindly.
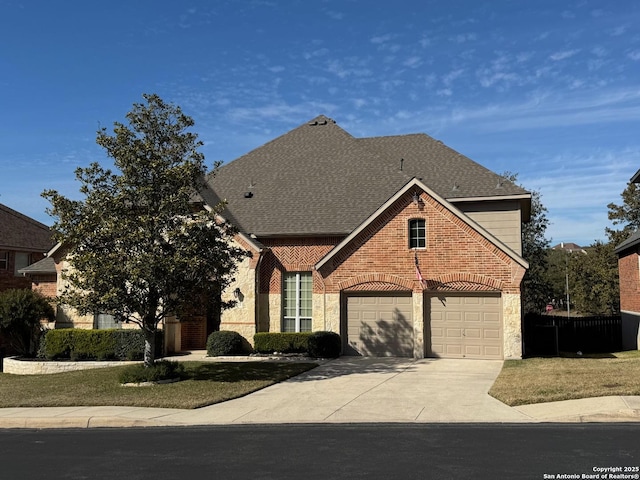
[0,361,317,409]
[489,350,640,406]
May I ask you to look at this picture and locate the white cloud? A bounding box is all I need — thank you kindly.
[403,56,422,68]
[628,50,640,61]
[549,49,580,61]
[449,33,477,44]
[370,34,393,44]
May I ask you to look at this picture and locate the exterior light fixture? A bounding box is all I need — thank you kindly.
[233,287,241,299]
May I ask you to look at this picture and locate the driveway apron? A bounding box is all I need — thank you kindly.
[162,357,533,425]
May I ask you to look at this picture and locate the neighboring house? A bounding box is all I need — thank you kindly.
[551,242,586,254]
[614,170,640,350]
[0,203,53,292]
[24,115,532,359]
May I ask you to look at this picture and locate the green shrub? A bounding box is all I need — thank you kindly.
[44,329,75,360]
[44,329,164,361]
[307,331,341,358]
[118,360,184,384]
[206,330,248,356]
[253,332,311,354]
[0,289,55,357]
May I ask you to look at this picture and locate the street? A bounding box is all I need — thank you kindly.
[1,424,638,480]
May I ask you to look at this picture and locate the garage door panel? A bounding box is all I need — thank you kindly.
[429,294,502,360]
[347,294,413,357]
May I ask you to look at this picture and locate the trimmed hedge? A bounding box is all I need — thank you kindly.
[307,331,341,358]
[43,328,163,361]
[254,332,311,354]
[254,331,342,357]
[206,331,249,356]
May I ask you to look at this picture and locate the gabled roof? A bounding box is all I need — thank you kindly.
[18,256,56,275]
[0,203,53,252]
[201,115,530,237]
[316,178,528,270]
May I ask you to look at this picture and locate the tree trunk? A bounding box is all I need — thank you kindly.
[143,323,156,368]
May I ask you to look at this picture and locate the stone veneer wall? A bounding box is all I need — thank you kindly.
[3,357,137,375]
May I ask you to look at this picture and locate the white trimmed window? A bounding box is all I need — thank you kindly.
[283,272,312,332]
[409,219,426,249]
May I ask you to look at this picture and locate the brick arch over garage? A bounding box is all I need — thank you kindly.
[424,273,504,292]
[338,273,414,292]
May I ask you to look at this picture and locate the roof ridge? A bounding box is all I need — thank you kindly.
[0,203,50,231]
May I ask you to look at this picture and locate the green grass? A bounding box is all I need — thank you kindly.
[489,350,640,406]
[0,361,318,409]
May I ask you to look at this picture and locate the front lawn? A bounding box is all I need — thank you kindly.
[0,361,317,409]
[489,350,640,406]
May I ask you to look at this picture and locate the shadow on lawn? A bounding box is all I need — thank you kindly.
[186,362,316,382]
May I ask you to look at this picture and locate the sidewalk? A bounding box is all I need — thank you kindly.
[1,355,639,429]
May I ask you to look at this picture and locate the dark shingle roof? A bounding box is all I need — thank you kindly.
[0,203,53,251]
[203,115,529,237]
[614,230,640,254]
[18,256,56,275]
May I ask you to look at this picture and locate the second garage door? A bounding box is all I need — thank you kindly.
[429,294,502,359]
[346,294,413,357]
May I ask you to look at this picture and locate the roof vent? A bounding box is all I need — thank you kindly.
[244,192,253,198]
[309,120,318,126]
[452,183,459,191]
[496,180,504,189]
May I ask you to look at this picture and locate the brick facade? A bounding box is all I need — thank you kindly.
[619,249,640,313]
[320,191,522,294]
[0,251,44,292]
[240,188,526,358]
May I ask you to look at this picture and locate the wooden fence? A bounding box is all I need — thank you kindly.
[523,313,622,356]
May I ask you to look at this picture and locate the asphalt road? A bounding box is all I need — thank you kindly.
[1,424,638,480]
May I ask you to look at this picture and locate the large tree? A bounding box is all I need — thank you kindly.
[502,172,552,314]
[606,181,640,246]
[567,241,619,315]
[43,94,248,367]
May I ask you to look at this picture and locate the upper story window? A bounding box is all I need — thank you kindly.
[283,272,312,333]
[409,219,426,249]
[14,252,30,276]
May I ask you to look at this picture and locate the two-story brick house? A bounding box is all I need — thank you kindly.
[0,203,53,293]
[614,168,640,350]
[31,115,531,359]
[191,115,531,359]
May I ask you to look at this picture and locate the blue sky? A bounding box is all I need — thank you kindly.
[1,0,639,247]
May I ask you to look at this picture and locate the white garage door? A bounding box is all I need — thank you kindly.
[346,294,413,357]
[429,294,502,359]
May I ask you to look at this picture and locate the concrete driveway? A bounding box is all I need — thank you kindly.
[163,357,533,425]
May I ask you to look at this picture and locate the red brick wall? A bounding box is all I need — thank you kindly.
[0,250,41,292]
[259,237,342,294]
[320,191,521,294]
[619,250,640,312]
[258,191,524,295]
[31,275,57,298]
